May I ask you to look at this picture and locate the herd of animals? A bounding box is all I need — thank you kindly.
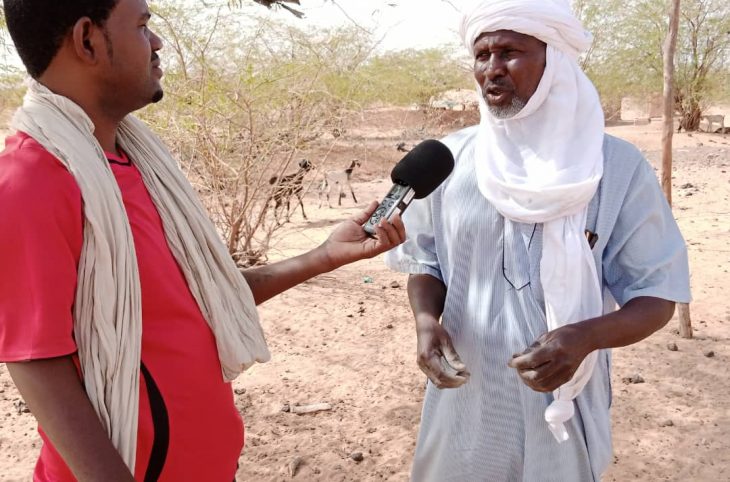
[265,142,416,225]
[267,157,364,225]
[228,110,729,227]
[263,112,727,225]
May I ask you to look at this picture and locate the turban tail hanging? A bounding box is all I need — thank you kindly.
[460,0,606,443]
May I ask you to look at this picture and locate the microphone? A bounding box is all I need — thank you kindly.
[363,139,454,236]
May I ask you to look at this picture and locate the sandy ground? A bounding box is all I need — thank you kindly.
[0,111,728,481]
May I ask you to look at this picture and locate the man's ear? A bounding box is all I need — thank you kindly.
[70,17,108,66]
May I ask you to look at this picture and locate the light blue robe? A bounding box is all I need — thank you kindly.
[385,127,691,482]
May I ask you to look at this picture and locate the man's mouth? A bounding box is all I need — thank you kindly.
[484,87,511,105]
[151,55,163,74]
[151,62,163,78]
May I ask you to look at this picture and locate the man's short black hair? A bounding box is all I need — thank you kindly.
[3,0,118,78]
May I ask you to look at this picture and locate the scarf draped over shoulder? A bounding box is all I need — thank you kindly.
[12,80,270,470]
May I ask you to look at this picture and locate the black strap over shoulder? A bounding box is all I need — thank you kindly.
[140,363,170,482]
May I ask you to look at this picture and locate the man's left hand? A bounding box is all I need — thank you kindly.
[319,200,406,270]
[507,324,594,393]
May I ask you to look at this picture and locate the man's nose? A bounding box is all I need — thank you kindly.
[150,30,164,52]
[485,56,507,80]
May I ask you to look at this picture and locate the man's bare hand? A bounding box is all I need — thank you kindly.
[416,318,470,389]
[507,324,593,393]
[319,200,406,270]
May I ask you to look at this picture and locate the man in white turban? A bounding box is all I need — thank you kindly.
[385,0,691,480]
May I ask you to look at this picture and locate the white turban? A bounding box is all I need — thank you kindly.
[460,0,592,60]
[461,0,605,443]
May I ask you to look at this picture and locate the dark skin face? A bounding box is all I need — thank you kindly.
[39,0,163,152]
[97,0,165,115]
[473,30,546,117]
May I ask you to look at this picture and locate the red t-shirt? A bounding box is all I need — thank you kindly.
[0,132,244,481]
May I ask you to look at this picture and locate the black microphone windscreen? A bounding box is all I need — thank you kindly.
[391,139,455,199]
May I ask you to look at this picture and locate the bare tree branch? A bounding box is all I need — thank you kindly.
[225,0,305,18]
[329,0,372,34]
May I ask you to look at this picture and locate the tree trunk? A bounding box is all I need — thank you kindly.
[680,101,702,132]
[661,0,680,205]
[663,0,692,338]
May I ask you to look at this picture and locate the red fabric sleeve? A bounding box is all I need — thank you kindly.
[0,133,82,361]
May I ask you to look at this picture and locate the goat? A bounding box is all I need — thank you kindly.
[678,114,726,134]
[701,114,725,134]
[319,159,361,208]
[269,159,313,225]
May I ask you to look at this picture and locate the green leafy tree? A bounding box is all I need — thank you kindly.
[579,0,730,129]
[353,48,472,107]
[674,0,730,130]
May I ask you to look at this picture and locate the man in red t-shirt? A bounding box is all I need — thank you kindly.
[0,1,405,481]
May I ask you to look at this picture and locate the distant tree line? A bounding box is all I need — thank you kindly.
[0,0,726,263]
[141,1,469,264]
[576,0,730,128]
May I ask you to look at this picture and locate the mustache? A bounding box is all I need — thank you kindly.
[482,79,512,91]
[151,53,160,62]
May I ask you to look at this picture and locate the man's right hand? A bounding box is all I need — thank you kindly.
[416,318,470,389]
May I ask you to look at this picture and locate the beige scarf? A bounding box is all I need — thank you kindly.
[11,80,270,470]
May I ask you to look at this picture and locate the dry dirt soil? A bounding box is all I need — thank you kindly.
[0,108,728,481]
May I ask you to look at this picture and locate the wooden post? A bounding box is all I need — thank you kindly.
[661,0,680,206]
[678,303,692,338]
[662,0,692,338]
